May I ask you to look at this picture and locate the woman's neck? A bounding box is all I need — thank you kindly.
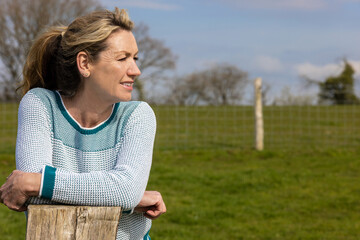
[61,90,114,129]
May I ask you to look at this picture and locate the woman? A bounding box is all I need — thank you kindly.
[0,7,166,240]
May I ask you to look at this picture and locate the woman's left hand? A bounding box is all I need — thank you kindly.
[0,170,41,212]
[135,191,167,220]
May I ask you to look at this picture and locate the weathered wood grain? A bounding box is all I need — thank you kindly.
[26,205,121,240]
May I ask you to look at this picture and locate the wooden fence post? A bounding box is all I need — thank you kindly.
[254,78,264,151]
[26,205,121,240]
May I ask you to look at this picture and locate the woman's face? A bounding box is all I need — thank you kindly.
[86,30,141,103]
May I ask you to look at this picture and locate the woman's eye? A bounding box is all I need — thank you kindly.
[134,57,139,61]
[118,57,127,61]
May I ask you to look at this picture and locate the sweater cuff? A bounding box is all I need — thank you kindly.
[122,208,134,215]
[38,166,46,197]
[39,165,56,199]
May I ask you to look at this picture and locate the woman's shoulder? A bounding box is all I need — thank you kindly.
[117,101,155,119]
[22,88,57,103]
[20,88,58,114]
[113,101,155,131]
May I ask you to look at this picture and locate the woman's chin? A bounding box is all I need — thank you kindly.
[118,95,132,102]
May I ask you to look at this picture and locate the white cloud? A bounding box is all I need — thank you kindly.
[102,0,180,10]
[295,60,360,80]
[253,56,284,73]
[349,60,360,78]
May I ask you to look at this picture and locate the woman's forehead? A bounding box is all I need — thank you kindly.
[106,30,137,51]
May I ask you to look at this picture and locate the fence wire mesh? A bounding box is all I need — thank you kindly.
[1,102,360,153]
[0,103,18,154]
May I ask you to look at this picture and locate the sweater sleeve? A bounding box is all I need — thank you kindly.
[16,92,56,205]
[16,92,53,172]
[40,102,156,210]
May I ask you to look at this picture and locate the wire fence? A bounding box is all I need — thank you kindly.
[1,102,360,154]
[0,102,18,154]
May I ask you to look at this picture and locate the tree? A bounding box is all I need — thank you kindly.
[0,1,176,102]
[168,63,248,105]
[133,23,177,101]
[0,0,100,101]
[318,61,359,105]
[303,60,359,105]
[272,86,315,106]
[166,74,203,105]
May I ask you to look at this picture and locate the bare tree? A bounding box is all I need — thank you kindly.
[0,0,100,101]
[168,63,248,105]
[167,74,204,105]
[272,86,315,106]
[133,23,177,101]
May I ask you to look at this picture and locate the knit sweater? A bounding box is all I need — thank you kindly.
[16,88,155,240]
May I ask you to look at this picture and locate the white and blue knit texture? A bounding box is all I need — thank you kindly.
[16,88,156,240]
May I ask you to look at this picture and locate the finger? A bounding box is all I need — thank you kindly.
[17,205,28,212]
[158,199,166,211]
[143,212,158,220]
[145,206,166,219]
[145,210,164,219]
[135,206,156,212]
[134,206,150,213]
[153,199,166,214]
[5,199,27,212]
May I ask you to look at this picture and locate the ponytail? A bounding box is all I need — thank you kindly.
[21,26,66,95]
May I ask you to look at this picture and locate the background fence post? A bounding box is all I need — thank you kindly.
[254,77,264,151]
[26,205,122,240]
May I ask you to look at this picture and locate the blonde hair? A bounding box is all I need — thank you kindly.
[21,8,134,96]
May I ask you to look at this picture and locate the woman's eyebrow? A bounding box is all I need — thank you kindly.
[113,50,139,55]
[113,50,127,54]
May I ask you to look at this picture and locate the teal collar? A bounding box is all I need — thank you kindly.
[55,91,119,135]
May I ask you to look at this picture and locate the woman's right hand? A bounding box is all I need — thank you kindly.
[0,170,41,212]
[135,191,167,220]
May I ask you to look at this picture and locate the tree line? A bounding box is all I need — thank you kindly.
[0,0,358,105]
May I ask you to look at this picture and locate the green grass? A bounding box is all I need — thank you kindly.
[1,103,360,239]
[0,154,27,240]
[146,149,360,239]
[4,149,359,239]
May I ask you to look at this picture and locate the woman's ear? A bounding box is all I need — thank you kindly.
[77,51,91,78]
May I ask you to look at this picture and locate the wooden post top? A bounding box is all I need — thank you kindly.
[26,205,122,240]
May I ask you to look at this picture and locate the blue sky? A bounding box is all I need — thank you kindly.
[101,0,360,101]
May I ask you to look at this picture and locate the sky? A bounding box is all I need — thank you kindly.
[101,0,360,102]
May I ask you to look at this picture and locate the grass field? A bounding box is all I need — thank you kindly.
[0,104,360,239]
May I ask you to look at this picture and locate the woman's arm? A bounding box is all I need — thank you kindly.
[0,173,167,218]
[0,92,55,211]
